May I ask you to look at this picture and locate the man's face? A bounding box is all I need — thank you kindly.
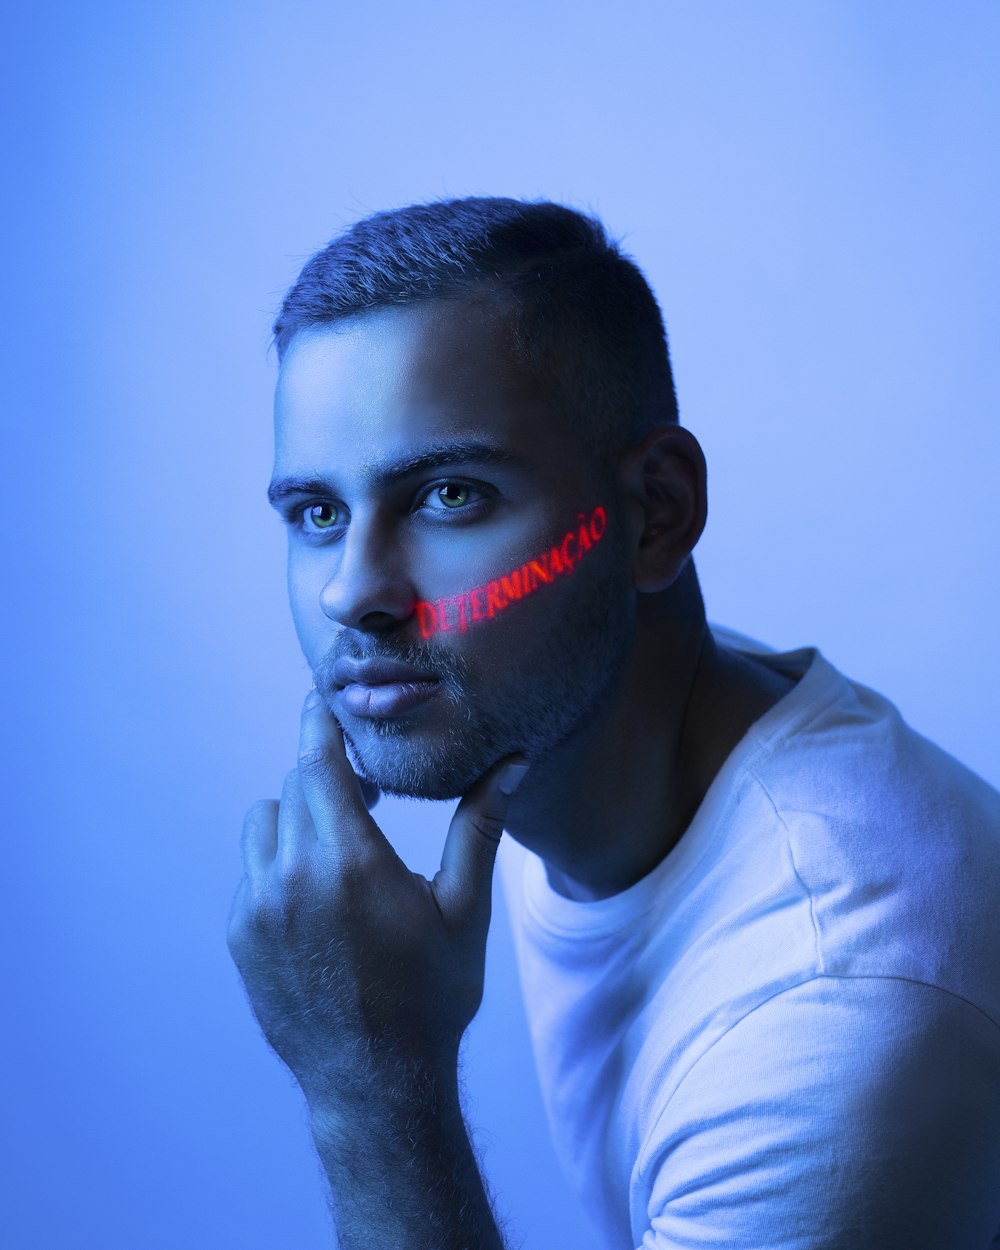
[271,296,636,800]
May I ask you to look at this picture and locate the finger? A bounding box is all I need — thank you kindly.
[297,688,378,850]
[241,799,279,877]
[277,767,316,871]
[226,875,250,956]
[436,755,530,928]
[359,775,381,812]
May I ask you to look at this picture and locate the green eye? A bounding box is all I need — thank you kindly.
[306,502,339,529]
[436,484,470,508]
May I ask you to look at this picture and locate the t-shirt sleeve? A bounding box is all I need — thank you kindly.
[633,976,1000,1250]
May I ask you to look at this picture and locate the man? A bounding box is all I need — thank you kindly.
[226,197,1000,1249]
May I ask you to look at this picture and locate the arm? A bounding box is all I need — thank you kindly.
[308,1059,506,1250]
[226,689,528,1248]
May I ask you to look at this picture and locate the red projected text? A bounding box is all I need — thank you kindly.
[415,505,607,639]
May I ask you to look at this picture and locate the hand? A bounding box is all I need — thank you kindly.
[226,688,529,1110]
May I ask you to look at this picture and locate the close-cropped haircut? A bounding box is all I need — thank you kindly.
[273,196,679,464]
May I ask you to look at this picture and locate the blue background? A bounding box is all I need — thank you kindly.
[5,3,998,1247]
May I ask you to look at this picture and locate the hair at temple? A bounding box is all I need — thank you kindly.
[273,196,680,464]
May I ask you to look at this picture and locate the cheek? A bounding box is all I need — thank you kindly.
[286,554,327,658]
[417,534,607,653]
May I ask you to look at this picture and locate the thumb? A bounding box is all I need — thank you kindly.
[435,754,530,927]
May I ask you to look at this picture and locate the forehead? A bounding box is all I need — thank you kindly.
[273,298,574,479]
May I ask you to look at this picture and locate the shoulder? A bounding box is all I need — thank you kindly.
[633,976,1000,1249]
[723,638,1000,1019]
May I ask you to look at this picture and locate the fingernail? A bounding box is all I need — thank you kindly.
[499,761,530,796]
[304,688,323,711]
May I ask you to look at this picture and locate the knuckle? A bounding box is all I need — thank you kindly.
[275,858,314,904]
[226,897,252,956]
[466,813,504,847]
[241,802,260,833]
[241,799,275,842]
[240,883,293,938]
[315,841,369,888]
[297,745,330,778]
[226,916,247,958]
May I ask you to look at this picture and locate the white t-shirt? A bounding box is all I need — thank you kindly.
[497,624,1000,1249]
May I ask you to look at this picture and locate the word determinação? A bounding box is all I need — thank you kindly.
[415,505,607,639]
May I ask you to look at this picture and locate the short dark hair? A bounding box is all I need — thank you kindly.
[273,196,679,462]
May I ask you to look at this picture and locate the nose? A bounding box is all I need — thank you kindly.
[317,511,417,633]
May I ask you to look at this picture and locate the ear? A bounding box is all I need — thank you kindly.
[620,423,708,593]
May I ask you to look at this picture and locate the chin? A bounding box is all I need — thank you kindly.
[372,775,464,803]
[340,722,483,803]
[357,757,470,804]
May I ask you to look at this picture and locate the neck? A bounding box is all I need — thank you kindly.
[501,567,793,901]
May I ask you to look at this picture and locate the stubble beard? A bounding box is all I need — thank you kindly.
[313,539,636,802]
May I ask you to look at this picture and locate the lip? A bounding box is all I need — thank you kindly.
[338,679,442,719]
[332,657,440,688]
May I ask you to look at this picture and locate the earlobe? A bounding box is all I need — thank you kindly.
[633,527,691,593]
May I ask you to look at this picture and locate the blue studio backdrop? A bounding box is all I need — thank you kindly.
[4,3,998,1248]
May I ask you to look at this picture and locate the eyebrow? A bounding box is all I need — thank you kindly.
[267,438,529,507]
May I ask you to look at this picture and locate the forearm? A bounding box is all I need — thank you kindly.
[308,1058,508,1250]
